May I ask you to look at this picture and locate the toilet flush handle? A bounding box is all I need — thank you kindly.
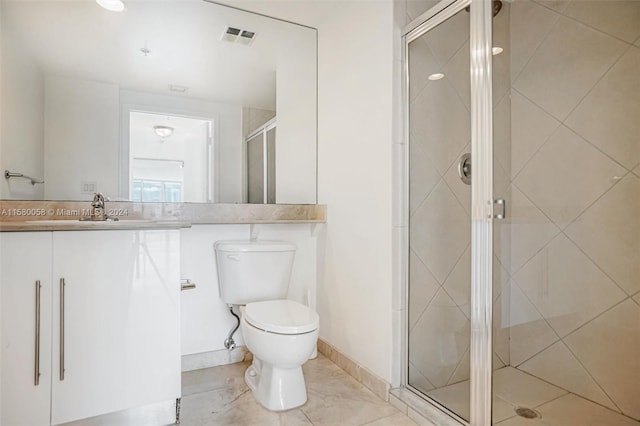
[226,254,240,261]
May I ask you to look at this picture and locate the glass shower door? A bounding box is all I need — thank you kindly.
[406,5,473,422]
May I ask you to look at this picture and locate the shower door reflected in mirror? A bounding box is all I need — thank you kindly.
[407,5,472,422]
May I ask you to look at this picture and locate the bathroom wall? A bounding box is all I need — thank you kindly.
[504,1,640,420]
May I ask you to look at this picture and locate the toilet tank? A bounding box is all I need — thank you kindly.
[214,240,296,305]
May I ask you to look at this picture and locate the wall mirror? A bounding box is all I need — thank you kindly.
[0,0,317,204]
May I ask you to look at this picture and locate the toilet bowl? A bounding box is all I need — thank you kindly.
[214,241,319,411]
[240,299,319,411]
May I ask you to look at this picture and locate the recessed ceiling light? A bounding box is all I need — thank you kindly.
[428,73,445,81]
[492,46,504,55]
[96,0,125,12]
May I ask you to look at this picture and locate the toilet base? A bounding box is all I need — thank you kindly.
[244,358,308,411]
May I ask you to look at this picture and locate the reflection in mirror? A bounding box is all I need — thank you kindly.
[0,0,317,204]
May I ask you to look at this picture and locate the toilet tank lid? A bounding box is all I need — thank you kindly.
[214,240,296,252]
[245,300,319,334]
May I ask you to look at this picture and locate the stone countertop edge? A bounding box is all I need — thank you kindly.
[0,220,192,232]
[0,203,327,231]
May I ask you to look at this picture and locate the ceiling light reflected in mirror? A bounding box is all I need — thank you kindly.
[96,0,125,12]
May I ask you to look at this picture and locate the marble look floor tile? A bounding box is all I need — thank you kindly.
[177,354,414,426]
[362,412,419,426]
[182,360,250,397]
[180,388,313,426]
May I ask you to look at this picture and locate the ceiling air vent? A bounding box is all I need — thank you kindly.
[221,26,256,46]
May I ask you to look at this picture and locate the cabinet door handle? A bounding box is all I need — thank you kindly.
[59,278,65,381]
[34,280,41,386]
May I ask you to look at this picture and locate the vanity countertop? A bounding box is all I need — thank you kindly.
[0,202,327,231]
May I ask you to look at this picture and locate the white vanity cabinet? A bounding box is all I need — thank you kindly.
[0,232,53,426]
[1,229,181,426]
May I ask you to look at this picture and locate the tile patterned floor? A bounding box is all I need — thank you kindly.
[180,354,417,426]
[65,358,639,425]
[423,367,640,425]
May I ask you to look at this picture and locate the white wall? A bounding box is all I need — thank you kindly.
[0,16,45,200]
[180,224,319,356]
[275,32,317,204]
[44,76,119,200]
[219,0,397,383]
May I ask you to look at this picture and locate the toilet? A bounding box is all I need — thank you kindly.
[214,240,319,411]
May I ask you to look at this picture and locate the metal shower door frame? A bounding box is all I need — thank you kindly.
[402,0,494,424]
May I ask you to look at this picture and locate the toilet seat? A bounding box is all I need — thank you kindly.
[244,299,319,335]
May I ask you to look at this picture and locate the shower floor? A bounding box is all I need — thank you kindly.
[423,367,639,425]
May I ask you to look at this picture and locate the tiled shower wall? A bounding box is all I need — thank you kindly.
[406,0,639,421]
[504,0,639,420]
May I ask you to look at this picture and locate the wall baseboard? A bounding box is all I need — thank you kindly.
[181,346,252,372]
[317,338,390,402]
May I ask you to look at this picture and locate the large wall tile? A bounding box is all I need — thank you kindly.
[566,46,640,170]
[410,77,470,176]
[408,38,441,101]
[443,143,471,215]
[409,249,439,329]
[443,40,470,111]
[443,246,471,318]
[409,141,441,216]
[564,299,640,420]
[509,284,559,366]
[533,0,571,13]
[564,0,640,43]
[514,126,626,225]
[566,174,640,295]
[514,234,626,337]
[493,294,511,366]
[492,1,511,106]
[493,94,512,176]
[510,0,560,79]
[448,348,470,385]
[424,11,469,69]
[510,90,560,179]
[409,289,470,388]
[409,180,470,284]
[508,186,560,274]
[409,362,435,392]
[514,17,627,121]
[406,0,441,22]
[519,342,618,411]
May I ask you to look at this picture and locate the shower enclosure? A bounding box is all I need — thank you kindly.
[404,0,639,424]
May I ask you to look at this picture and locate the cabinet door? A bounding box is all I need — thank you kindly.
[1,232,53,426]
[51,230,181,425]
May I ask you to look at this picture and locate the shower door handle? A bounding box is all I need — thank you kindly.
[493,199,506,220]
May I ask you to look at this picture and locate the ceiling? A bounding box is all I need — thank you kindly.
[1,0,315,109]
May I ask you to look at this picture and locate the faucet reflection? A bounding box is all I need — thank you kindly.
[79,192,119,222]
